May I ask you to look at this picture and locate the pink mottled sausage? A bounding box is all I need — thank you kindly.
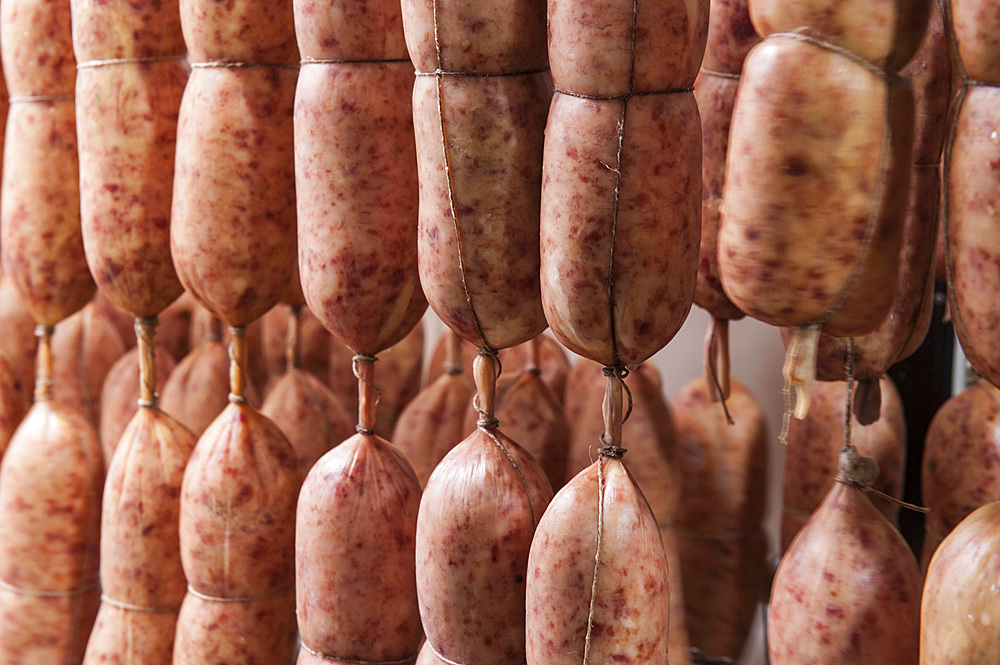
[1,0,95,326]
[174,403,300,665]
[945,85,1000,387]
[403,0,549,351]
[259,305,330,395]
[328,321,424,438]
[170,66,297,327]
[73,0,188,319]
[295,0,425,356]
[417,427,553,665]
[920,379,1000,566]
[950,0,1000,85]
[296,434,423,665]
[769,462,920,664]
[82,407,196,665]
[0,399,104,665]
[393,370,475,488]
[540,0,706,367]
[261,367,353,476]
[921,501,1000,664]
[526,459,670,664]
[160,335,261,436]
[51,302,128,430]
[671,376,768,659]
[749,0,929,72]
[719,35,913,336]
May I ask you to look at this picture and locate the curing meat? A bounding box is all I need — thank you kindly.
[393,331,475,487]
[694,72,744,321]
[50,301,127,430]
[770,449,920,665]
[297,433,423,665]
[416,354,553,665]
[327,321,424,438]
[719,35,913,336]
[748,0,929,72]
[73,0,188,319]
[800,5,949,387]
[701,0,759,76]
[561,360,692,664]
[921,501,1000,664]
[671,375,768,659]
[261,367,352,476]
[259,305,330,394]
[295,10,425,355]
[541,0,705,366]
[526,457,670,664]
[0,388,104,664]
[292,2,428,662]
[944,0,1000,85]
[170,66,297,327]
[82,406,197,665]
[160,330,261,436]
[920,379,1000,566]
[426,333,570,401]
[403,0,548,352]
[693,0,758,321]
[174,402,299,665]
[807,168,939,385]
[462,362,570,489]
[0,0,94,326]
[945,86,1000,388]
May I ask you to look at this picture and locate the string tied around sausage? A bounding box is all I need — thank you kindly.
[227,325,249,404]
[8,93,75,104]
[355,424,376,436]
[33,325,55,402]
[135,316,159,409]
[100,595,180,613]
[186,584,293,604]
[190,60,299,71]
[303,57,410,66]
[77,54,187,69]
[473,346,502,429]
[299,642,419,665]
[0,576,99,598]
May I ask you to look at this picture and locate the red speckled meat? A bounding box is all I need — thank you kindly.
[769,463,920,664]
[540,0,706,367]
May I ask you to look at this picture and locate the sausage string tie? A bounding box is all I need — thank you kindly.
[227,325,249,404]
[186,585,293,603]
[353,353,381,435]
[424,639,520,665]
[77,54,187,69]
[472,347,502,430]
[302,57,410,65]
[136,316,159,409]
[704,317,734,424]
[99,595,179,613]
[191,61,299,70]
[8,93,74,103]
[33,325,55,402]
[0,577,98,598]
[697,68,741,81]
[299,642,419,665]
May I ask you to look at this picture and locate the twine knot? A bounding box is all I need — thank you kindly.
[356,424,375,436]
